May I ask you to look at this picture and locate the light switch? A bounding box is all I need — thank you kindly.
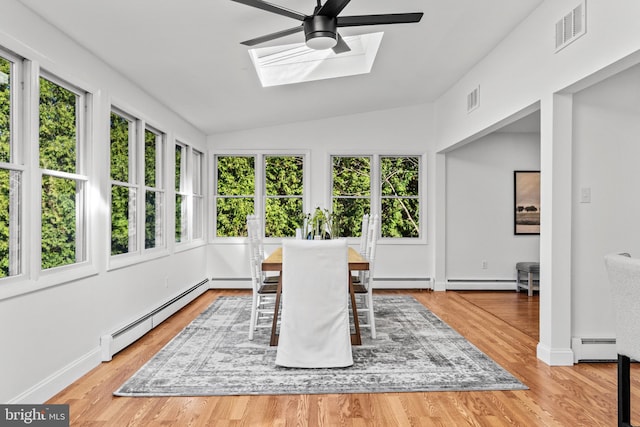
[580,187,591,203]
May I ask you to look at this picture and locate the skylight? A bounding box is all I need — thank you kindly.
[248,32,383,87]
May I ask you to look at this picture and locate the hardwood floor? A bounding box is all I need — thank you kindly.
[48,289,637,426]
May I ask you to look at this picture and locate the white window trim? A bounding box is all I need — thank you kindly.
[0,49,25,282]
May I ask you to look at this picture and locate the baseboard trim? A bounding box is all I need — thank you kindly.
[9,347,102,404]
[209,277,432,290]
[537,342,575,366]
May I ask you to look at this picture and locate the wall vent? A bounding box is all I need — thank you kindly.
[467,86,480,113]
[555,1,586,52]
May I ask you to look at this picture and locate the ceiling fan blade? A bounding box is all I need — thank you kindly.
[317,0,351,18]
[240,25,304,46]
[332,33,351,54]
[338,12,423,27]
[231,0,307,21]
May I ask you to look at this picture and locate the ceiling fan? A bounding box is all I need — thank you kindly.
[231,0,423,54]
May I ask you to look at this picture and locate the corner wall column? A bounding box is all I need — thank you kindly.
[537,92,574,365]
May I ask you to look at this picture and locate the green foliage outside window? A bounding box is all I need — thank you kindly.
[380,156,420,238]
[332,156,370,238]
[39,77,79,269]
[0,57,11,277]
[41,175,77,269]
[215,156,254,237]
[265,156,303,237]
[175,144,185,243]
[110,112,133,256]
[0,57,10,163]
[144,129,162,249]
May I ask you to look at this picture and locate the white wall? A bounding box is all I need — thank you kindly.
[208,104,436,286]
[433,0,640,364]
[0,1,208,403]
[572,63,640,339]
[435,0,640,151]
[446,131,540,285]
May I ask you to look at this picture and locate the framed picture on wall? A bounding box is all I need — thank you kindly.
[514,170,540,235]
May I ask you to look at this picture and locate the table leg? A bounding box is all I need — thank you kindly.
[269,274,282,346]
[349,269,362,345]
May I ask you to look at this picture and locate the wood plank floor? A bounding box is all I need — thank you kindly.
[47,289,638,426]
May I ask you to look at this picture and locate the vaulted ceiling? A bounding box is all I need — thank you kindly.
[17,0,544,135]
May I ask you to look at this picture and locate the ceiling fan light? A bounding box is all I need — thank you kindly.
[305,32,337,50]
[303,15,338,50]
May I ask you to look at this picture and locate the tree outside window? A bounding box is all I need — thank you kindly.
[0,53,22,278]
[39,75,87,269]
[265,155,303,237]
[380,156,420,238]
[144,128,165,249]
[215,156,255,237]
[331,156,371,238]
[110,111,137,256]
[175,143,187,243]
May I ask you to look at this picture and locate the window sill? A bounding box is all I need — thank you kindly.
[0,263,99,302]
[107,248,170,272]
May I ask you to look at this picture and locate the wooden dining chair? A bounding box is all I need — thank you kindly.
[604,252,640,427]
[275,239,353,368]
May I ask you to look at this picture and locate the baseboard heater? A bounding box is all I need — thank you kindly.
[572,337,617,362]
[100,278,209,362]
[372,277,432,290]
[446,279,515,290]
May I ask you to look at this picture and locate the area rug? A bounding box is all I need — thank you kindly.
[114,295,527,396]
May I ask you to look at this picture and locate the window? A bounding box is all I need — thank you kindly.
[175,142,187,243]
[380,156,420,238]
[110,109,137,256]
[39,74,88,270]
[331,156,371,238]
[264,155,303,237]
[144,127,165,249]
[331,154,422,240]
[175,144,205,244]
[214,155,255,237]
[192,149,204,240]
[213,153,306,238]
[0,51,22,278]
[110,109,167,258]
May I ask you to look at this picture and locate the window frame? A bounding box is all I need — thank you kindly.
[173,140,206,249]
[109,107,138,257]
[211,150,309,242]
[329,152,426,245]
[108,105,169,270]
[37,70,90,272]
[0,48,25,282]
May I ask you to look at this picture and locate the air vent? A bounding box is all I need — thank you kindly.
[467,86,480,113]
[555,1,586,52]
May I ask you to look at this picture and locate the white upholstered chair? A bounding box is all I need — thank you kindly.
[247,215,277,340]
[354,214,378,339]
[275,239,353,368]
[604,252,640,427]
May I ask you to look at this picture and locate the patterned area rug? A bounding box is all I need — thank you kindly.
[114,295,527,396]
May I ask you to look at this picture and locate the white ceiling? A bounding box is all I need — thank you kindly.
[17,0,544,135]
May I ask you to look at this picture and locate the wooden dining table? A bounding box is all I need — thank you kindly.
[262,245,369,346]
